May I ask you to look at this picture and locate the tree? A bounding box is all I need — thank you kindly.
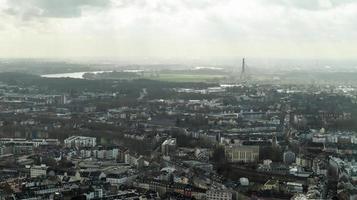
[211,146,226,164]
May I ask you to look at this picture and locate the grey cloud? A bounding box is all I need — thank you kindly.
[4,0,111,19]
[266,0,355,10]
[115,0,221,13]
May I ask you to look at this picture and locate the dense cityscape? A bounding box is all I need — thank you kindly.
[0,61,356,199]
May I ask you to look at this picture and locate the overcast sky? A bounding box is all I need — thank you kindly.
[0,0,356,61]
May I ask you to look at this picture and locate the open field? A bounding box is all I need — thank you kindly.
[144,73,226,82]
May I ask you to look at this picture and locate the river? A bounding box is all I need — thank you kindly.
[41,71,112,79]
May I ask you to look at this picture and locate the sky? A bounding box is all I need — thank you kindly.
[0,0,356,62]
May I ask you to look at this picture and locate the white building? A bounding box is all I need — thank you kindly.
[64,136,96,148]
[225,145,259,163]
[106,173,129,185]
[32,139,61,147]
[80,147,119,160]
[206,190,235,200]
[30,164,48,178]
[161,138,177,156]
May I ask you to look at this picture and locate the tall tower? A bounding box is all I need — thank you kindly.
[240,58,246,81]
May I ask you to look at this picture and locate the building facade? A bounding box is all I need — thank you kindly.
[64,136,96,148]
[225,145,259,163]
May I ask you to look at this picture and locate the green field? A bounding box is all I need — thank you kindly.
[145,73,225,82]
